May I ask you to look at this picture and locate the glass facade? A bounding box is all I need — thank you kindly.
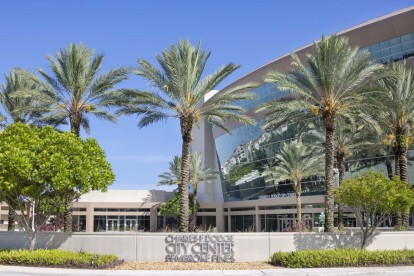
[215,33,414,202]
[361,32,414,63]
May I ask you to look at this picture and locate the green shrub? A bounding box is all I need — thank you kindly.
[270,248,414,268]
[0,249,121,269]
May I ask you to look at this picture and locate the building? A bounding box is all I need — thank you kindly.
[1,6,414,233]
[192,6,414,232]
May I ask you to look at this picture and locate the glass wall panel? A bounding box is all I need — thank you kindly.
[230,215,255,232]
[215,32,414,202]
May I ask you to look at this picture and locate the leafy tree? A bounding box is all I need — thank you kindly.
[0,71,55,231]
[160,192,198,216]
[257,35,383,231]
[159,152,216,222]
[335,172,414,248]
[0,123,114,250]
[333,119,375,230]
[119,40,256,231]
[263,142,324,224]
[17,43,129,232]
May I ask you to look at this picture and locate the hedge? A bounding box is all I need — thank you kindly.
[271,248,414,268]
[0,249,121,269]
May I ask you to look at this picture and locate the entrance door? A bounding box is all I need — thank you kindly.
[125,219,137,232]
[107,219,119,232]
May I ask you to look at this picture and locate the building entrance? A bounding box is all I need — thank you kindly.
[125,219,137,231]
[107,219,119,231]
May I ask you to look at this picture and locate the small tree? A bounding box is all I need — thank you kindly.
[0,123,114,250]
[335,172,414,248]
[160,192,197,216]
[159,152,216,222]
[263,142,324,224]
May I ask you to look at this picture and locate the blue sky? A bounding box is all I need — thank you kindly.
[0,0,413,191]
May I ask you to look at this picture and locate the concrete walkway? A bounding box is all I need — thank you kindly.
[1,266,414,276]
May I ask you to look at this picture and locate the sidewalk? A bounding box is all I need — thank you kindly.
[1,266,414,276]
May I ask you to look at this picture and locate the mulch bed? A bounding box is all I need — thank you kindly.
[110,262,277,270]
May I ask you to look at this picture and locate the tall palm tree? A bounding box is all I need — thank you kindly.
[0,71,45,126]
[159,152,216,222]
[376,62,414,184]
[263,142,324,224]
[0,70,51,231]
[119,40,256,232]
[18,43,131,136]
[376,62,414,229]
[257,35,383,231]
[18,43,131,232]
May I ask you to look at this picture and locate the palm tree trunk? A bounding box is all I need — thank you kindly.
[323,114,336,232]
[394,150,400,179]
[192,182,198,223]
[7,208,15,231]
[69,111,82,137]
[63,111,82,232]
[179,117,193,232]
[63,199,73,233]
[337,153,345,231]
[294,180,302,224]
[396,131,410,229]
[385,159,393,179]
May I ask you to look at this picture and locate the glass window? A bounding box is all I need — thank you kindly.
[401,33,413,43]
[390,37,400,46]
[370,43,380,53]
[379,40,390,49]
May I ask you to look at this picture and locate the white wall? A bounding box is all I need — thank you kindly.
[1,232,414,262]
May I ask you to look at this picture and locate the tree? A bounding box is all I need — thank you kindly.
[160,192,197,216]
[257,35,383,231]
[0,123,114,250]
[376,62,414,184]
[333,119,375,230]
[263,142,324,224]
[18,43,131,136]
[159,152,217,222]
[335,172,414,248]
[18,43,130,232]
[0,71,53,231]
[375,62,414,228]
[119,40,256,232]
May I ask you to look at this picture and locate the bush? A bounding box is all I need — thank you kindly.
[0,249,122,269]
[270,248,414,268]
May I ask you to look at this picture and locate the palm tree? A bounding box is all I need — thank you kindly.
[17,43,131,232]
[119,40,256,232]
[263,142,324,224]
[158,156,182,187]
[0,70,51,231]
[376,62,414,229]
[159,152,217,223]
[376,62,414,183]
[18,43,131,136]
[0,71,45,126]
[257,35,383,231]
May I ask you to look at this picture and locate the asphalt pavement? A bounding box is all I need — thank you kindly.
[1,266,414,276]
